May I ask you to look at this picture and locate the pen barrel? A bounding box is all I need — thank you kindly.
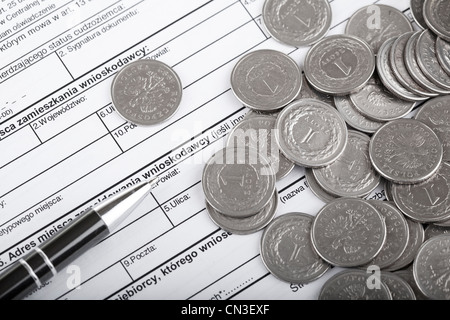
[0,209,108,300]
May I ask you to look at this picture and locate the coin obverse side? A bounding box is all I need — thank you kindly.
[311,198,386,267]
[312,130,381,198]
[392,162,450,223]
[369,118,443,184]
[202,147,275,218]
[205,189,278,235]
[423,0,450,42]
[415,95,450,162]
[413,234,450,300]
[318,269,392,300]
[260,212,331,284]
[275,99,348,168]
[231,49,302,111]
[304,34,375,96]
[380,271,416,300]
[262,0,332,47]
[345,4,413,54]
[111,59,183,125]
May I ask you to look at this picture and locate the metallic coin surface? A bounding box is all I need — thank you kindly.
[262,0,332,47]
[260,212,331,284]
[416,30,450,90]
[423,0,450,42]
[226,115,295,181]
[411,0,427,29]
[296,74,335,107]
[377,38,428,102]
[413,234,450,300]
[436,37,450,76]
[384,179,394,201]
[369,119,443,184]
[319,269,392,300]
[364,201,409,270]
[385,218,425,272]
[334,96,384,134]
[313,130,381,198]
[425,224,450,241]
[304,34,375,95]
[275,99,348,168]
[381,271,416,300]
[311,198,386,267]
[405,32,450,95]
[350,75,416,121]
[415,95,450,161]
[390,32,435,97]
[205,189,278,235]
[345,4,413,54]
[392,162,450,223]
[305,168,338,203]
[394,268,430,300]
[202,147,275,218]
[231,49,302,111]
[111,59,183,125]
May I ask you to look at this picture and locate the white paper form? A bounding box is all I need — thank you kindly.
[0,0,416,300]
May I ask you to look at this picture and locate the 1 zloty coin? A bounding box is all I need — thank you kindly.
[436,37,450,76]
[345,4,413,54]
[410,0,427,30]
[111,59,183,125]
[311,198,386,267]
[260,212,330,284]
[423,0,450,42]
[304,34,375,96]
[262,0,332,47]
[275,99,348,168]
[369,118,443,184]
[230,49,302,111]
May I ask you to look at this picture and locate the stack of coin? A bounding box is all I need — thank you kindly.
[202,146,278,235]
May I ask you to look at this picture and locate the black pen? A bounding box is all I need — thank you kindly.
[0,177,159,300]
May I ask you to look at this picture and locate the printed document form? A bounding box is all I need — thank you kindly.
[0,0,414,300]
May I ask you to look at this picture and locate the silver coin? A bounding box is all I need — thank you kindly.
[260,212,331,284]
[275,99,348,168]
[231,49,302,111]
[318,269,392,300]
[384,179,394,201]
[394,268,430,300]
[390,32,436,97]
[311,198,386,267]
[262,0,332,47]
[377,38,428,102]
[345,4,413,54]
[423,0,450,42]
[380,271,416,300]
[392,162,450,223]
[350,75,417,122]
[304,34,375,96]
[110,60,183,125]
[416,29,450,90]
[205,189,278,235]
[244,109,279,120]
[305,168,338,203]
[405,31,450,95]
[436,37,450,76]
[425,224,450,241]
[384,217,425,272]
[296,74,335,107]
[364,201,409,270]
[415,95,450,161]
[312,130,381,198]
[226,115,295,181]
[334,95,384,134]
[411,0,427,29]
[202,146,275,218]
[369,118,443,184]
[400,161,450,220]
[413,234,450,300]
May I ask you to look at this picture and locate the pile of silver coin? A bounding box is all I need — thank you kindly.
[202,0,450,300]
